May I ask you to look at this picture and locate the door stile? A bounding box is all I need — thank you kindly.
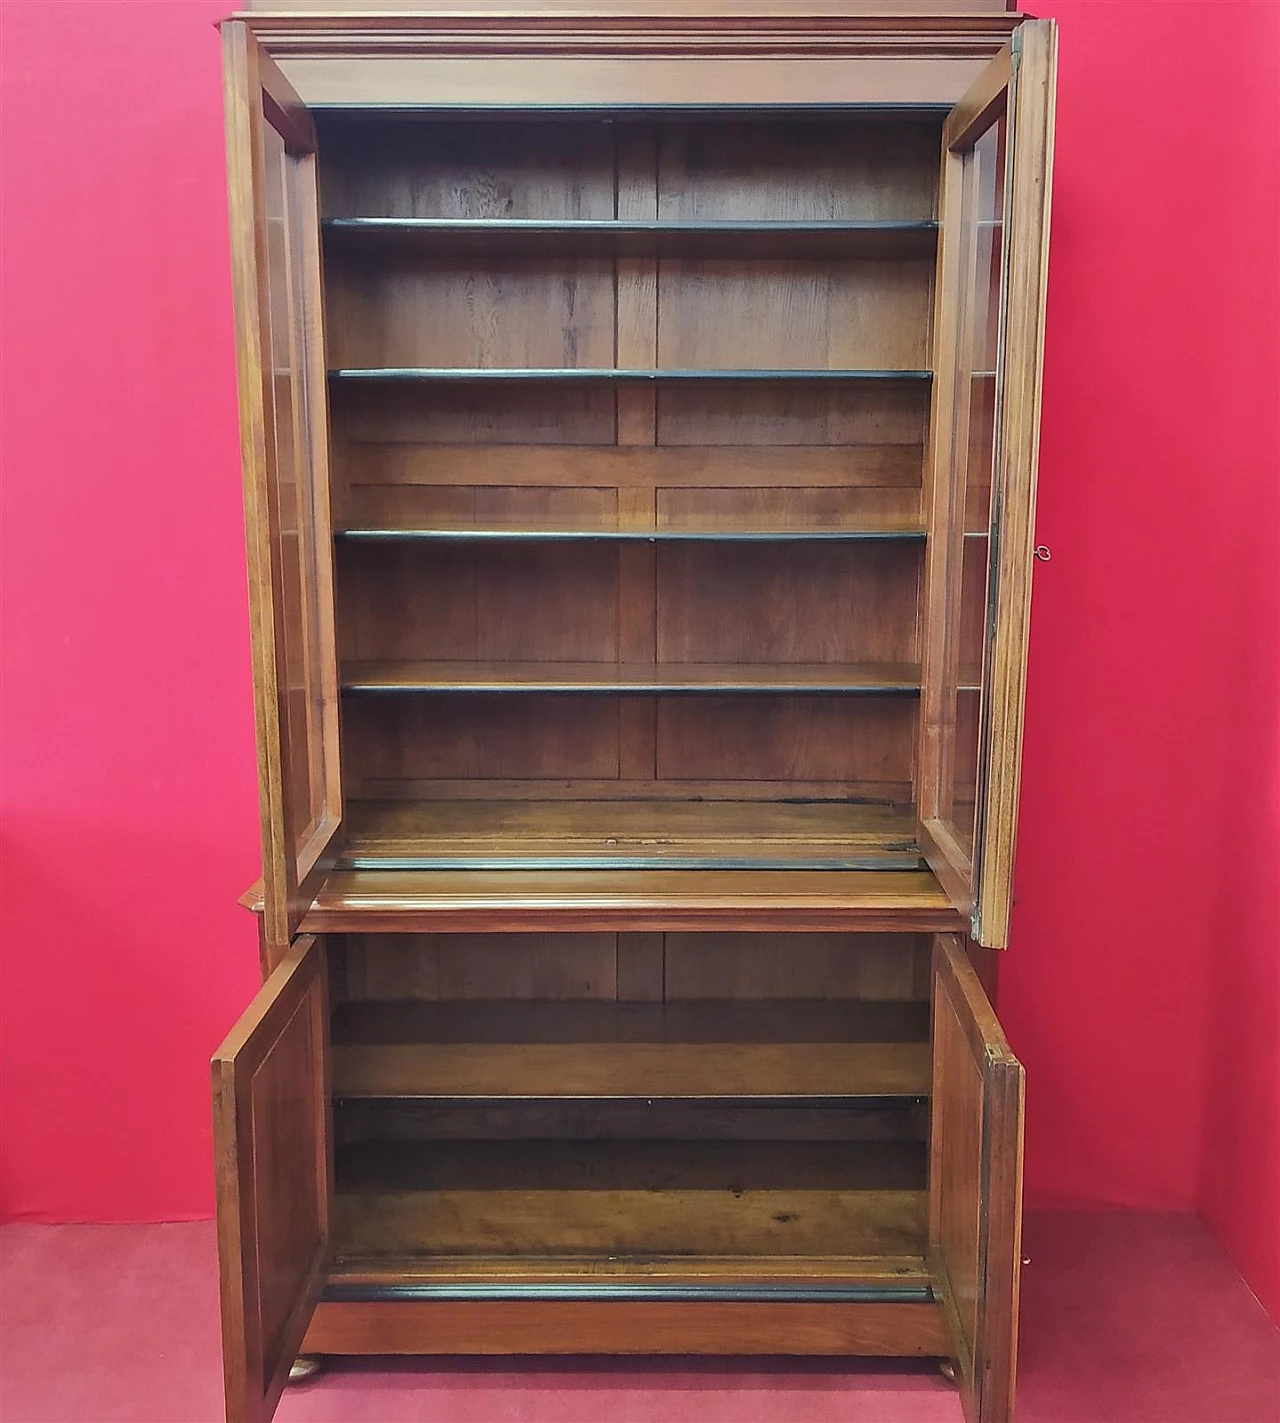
[224,20,343,952]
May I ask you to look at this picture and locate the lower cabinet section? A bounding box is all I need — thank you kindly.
[212,930,1023,1423]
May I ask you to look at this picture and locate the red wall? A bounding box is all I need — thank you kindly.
[2,0,1277,1318]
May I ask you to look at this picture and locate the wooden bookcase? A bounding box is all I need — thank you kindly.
[211,6,1055,1422]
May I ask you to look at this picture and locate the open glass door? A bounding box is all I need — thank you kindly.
[918,21,1057,948]
[929,934,1025,1423]
[213,936,331,1423]
[224,22,341,949]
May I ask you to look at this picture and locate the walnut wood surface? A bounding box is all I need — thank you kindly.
[212,936,331,1423]
[333,1040,931,1101]
[339,797,920,869]
[930,934,1024,1423]
[303,1298,950,1357]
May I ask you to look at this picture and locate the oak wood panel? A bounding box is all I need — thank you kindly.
[330,999,931,1044]
[341,695,916,797]
[337,542,620,663]
[338,1140,925,1192]
[332,1041,931,1100]
[341,934,620,1002]
[341,696,622,786]
[658,118,941,223]
[341,441,924,485]
[335,1098,928,1145]
[665,932,931,1001]
[657,381,930,448]
[326,255,616,371]
[656,542,921,664]
[657,258,933,373]
[303,1297,949,1356]
[930,933,1024,1423]
[319,118,616,221]
[331,381,618,446]
[655,694,915,787]
[212,936,329,1423]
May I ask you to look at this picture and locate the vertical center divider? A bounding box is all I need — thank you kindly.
[614,123,666,1003]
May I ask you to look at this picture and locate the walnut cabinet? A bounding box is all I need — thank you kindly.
[211,5,1056,1421]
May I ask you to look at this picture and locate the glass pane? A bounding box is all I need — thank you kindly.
[262,121,330,866]
[941,116,1006,864]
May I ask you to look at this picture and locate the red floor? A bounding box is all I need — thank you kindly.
[1,1212,1276,1423]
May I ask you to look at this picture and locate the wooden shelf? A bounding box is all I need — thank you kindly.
[339,798,922,871]
[322,217,939,260]
[332,1014,929,1098]
[280,866,959,933]
[340,661,921,696]
[336,527,926,544]
[332,1139,928,1267]
[329,367,933,384]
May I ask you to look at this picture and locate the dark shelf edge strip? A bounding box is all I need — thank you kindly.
[333,1094,930,1108]
[335,530,927,543]
[340,685,922,697]
[329,368,933,382]
[322,1281,934,1305]
[323,218,939,232]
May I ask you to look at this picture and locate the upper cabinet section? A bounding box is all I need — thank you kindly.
[224,25,344,948]
[918,22,1056,947]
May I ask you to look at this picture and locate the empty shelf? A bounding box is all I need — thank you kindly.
[290,866,959,933]
[322,217,939,260]
[340,798,922,871]
[341,662,921,695]
[333,1002,929,1101]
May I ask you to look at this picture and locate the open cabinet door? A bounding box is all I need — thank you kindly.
[224,21,342,949]
[929,934,1024,1423]
[918,21,1057,948]
[213,937,331,1423]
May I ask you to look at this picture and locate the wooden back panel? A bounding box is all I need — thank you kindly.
[320,115,939,810]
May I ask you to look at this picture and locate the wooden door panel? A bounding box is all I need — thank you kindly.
[213,937,331,1423]
[930,933,1024,1423]
[919,21,1056,947]
[224,21,342,948]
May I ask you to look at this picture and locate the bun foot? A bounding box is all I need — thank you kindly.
[288,1357,322,1385]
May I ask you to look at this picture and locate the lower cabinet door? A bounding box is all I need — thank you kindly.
[929,933,1026,1423]
[212,935,332,1423]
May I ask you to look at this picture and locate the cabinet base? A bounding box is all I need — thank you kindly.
[302,1298,949,1357]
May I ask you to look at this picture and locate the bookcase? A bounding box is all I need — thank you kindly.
[211,7,1056,1422]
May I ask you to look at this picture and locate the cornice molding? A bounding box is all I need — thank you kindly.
[237,12,1022,61]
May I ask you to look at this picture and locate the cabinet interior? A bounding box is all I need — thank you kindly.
[315,115,945,1289]
[328,930,932,1287]
[319,112,946,877]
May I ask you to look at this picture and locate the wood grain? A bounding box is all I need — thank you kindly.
[333,1041,931,1101]
[211,935,330,1423]
[303,1297,949,1357]
[930,933,1025,1423]
[293,868,963,934]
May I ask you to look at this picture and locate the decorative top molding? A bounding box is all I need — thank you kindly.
[235,8,1023,61]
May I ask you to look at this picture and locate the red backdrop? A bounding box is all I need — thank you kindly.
[2,0,1277,1321]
